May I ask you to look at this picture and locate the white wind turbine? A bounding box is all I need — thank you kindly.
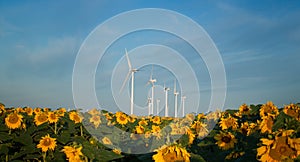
[146,66,156,115]
[120,48,138,115]
[181,95,186,117]
[156,99,160,116]
[147,97,152,115]
[174,80,179,118]
[164,83,170,117]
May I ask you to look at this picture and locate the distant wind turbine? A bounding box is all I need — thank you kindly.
[156,99,160,116]
[164,83,170,117]
[120,48,138,115]
[174,80,179,118]
[181,95,186,117]
[146,65,156,115]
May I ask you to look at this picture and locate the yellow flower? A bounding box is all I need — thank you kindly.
[186,128,196,144]
[151,116,161,125]
[56,108,66,117]
[34,112,48,126]
[283,104,300,121]
[135,125,145,134]
[151,125,161,133]
[112,148,122,155]
[288,138,300,156]
[43,107,50,112]
[116,114,128,125]
[102,137,112,145]
[33,107,42,114]
[62,145,84,162]
[239,122,253,136]
[239,103,251,115]
[269,136,296,161]
[152,145,190,162]
[15,107,25,113]
[225,151,245,160]
[69,111,83,124]
[128,116,136,123]
[48,112,59,123]
[24,107,33,116]
[214,132,237,150]
[219,114,238,130]
[88,108,100,116]
[90,115,101,128]
[259,115,274,134]
[138,118,148,126]
[197,113,206,120]
[37,134,56,152]
[5,112,23,129]
[259,101,279,118]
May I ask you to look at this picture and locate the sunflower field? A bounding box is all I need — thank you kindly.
[0,101,299,162]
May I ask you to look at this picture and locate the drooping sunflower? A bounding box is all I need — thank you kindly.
[90,115,101,128]
[37,134,57,152]
[152,145,190,162]
[259,101,279,118]
[214,131,237,150]
[24,107,33,116]
[219,114,238,130]
[259,115,274,134]
[5,112,23,129]
[69,111,83,124]
[102,137,112,145]
[62,145,84,162]
[48,112,59,123]
[34,112,48,126]
[283,103,300,121]
[116,114,128,125]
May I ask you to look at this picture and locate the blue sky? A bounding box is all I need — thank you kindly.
[0,1,300,115]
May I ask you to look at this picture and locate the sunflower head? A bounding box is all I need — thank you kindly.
[90,115,101,128]
[48,112,59,123]
[62,145,83,161]
[214,132,237,150]
[259,101,279,118]
[153,145,190,162]
[5,112,23,129]
[69,111,83,124]
[151,116,161,125]
[88,108,100,116]
[34,112,48,126]
[56,108,66,117]
[37,134,57,152]
[24,107,33,116]
[116,114,128,125]
[239,103,251,115]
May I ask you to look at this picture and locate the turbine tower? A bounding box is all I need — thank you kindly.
[156,99,160,116]
[146,65,156,115]
[147,97,152,115]
[181,95,186,117]
[174,80,179,118]
[164,84,170,117]
[120,48,138,115]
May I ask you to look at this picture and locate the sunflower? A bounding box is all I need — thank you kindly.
[239,103,251,115]
[62,145,84,162]
[90,115,101,128]
[214,132,237,150]
[259,101,279,118]
[102,137,112,145]
[56,108,66,117]
[259,115,274,134]
[37,134,56,152]
[88,108,100,116]
[128,116,136,123]
[225,151,245,160]
[151,125,161,133]
[16,107,25,113]
[5,112,23,129]
[288,138,300,156]
[48,112,59,123]
[24,107,33,116]
[135,125,145,134]
[152,145,190,162]
[186,128,196,144]
[151,116,161,125]
[33,107,42,114]
[239,122,252,136]
[112,148,122,155]
[116,114,128,125]
[269,136,297,161]
[219,114,238,130]
[34,112,48,126]
[283,104,300,121]
[69,111,83,124]
[138,118,148,126]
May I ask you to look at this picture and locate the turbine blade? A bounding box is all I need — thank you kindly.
[174,79,176,93]
[120,71,131,93]
[125,48,132,69]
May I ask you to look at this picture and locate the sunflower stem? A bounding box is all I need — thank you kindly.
[8,129,11,135]
[80,125,83,137]
[42,152,46,162]
[54,123,57,134]
[5,154,8,162]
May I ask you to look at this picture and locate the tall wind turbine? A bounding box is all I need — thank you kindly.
[181,95,186,117]
[120,48,138,115]
[164,84,170,117]
[156,99,160,116]
[174,80,179,118]
[146,66,156,115]
[147,97,152,115]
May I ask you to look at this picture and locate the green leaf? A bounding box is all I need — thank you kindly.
[0,132,12,141]
[190,153,206,162]
[13,133,33,145]
[57,130,71,145]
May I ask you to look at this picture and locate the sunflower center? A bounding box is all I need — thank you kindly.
[243,107,249,112]
[221,136,231,143]
[9,114,19,124]
[120,116,126,121]
[50,114,56,119]
[279,146,287,154]
[74,115,80,121]
[38,114,47,122]
[43,138,51,146]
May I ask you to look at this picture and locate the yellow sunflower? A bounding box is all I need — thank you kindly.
[151,116,161,125]
[37,134,57,152]
[288,138,300,156]
[259,115,274,134]
[269,136,297,161]
[239,103,251,115]
[259,101,279,118]
[69,111,83,124]
[34,112,48,126]
[151,125,161,133]
[239,122,252,136]
[90,115,101,128]
[135,125,145,134]
[62,145,84,162]
[128,116,136,123]
[102,137,112,145]
[219,114,238,130]
[138,118,148,126]
[112,148,122,155]
[5,112,23,129]
[116,114,128,125]
[48,112,59,123]
[56,108,66,117]
[24,107,33,116]
[225,151,245,160]
[88,108,100,116]
[152,145,190,162]
[186,128,196,144]
[33,107,42,114]
[283,104,300,121]
[214,132,237,150]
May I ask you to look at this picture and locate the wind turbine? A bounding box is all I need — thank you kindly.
[174,80,179,118]
[120,48,138,115]
[156,99,160,116]
[146,65,156,115]
[164,83,170,117]
[147,97,152,115]
[181,95,186,117]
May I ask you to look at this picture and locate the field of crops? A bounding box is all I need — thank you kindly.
[0,101,299,162]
